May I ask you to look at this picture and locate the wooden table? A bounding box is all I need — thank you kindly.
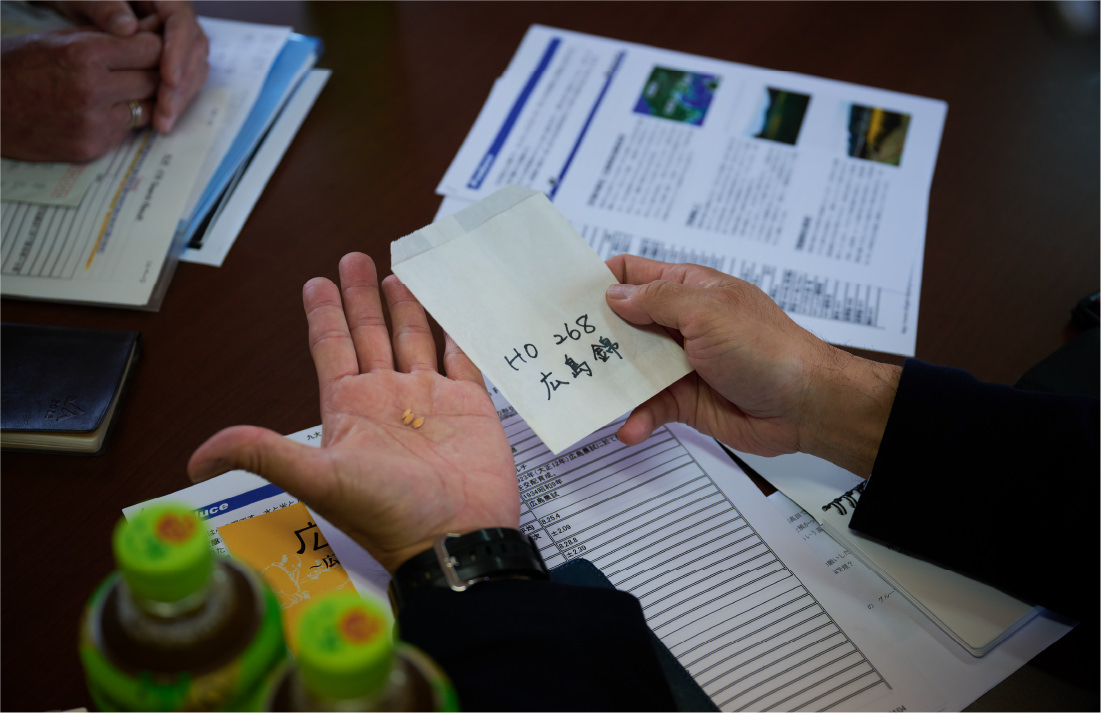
[2,3,1096,710]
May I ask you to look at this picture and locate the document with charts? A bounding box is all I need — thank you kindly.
[497,399,945,711]
[437,25,948,356]
[486,388,1069,711]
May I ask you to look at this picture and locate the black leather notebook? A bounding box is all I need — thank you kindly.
[1,323,140,455]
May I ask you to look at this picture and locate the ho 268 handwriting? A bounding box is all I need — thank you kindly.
[502,314,624,400]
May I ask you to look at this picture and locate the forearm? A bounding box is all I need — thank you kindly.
[396,579,679,711]
[798,347,901,477]
[849,359,1099,618]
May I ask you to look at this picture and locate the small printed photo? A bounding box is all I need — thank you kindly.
[846,104,911,166]
[749,87,811,145]
[634,66,720,126]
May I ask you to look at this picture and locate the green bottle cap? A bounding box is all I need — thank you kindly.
[296,591,393,701]
[112,502,212,604]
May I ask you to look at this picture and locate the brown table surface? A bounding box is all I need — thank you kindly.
[2,3,1097,711]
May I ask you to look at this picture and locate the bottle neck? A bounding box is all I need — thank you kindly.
[275,644,452,711]
[115,562,234,647]
[289,670,388,712]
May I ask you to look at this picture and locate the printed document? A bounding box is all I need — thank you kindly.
[437,26,947,355]
[0,157,103,208]
[183,69,330,267]
[0,14,307,285]
[132,396,1068,710]
[175,17,291,238]
[764,491,1072,712]
[485,390,1067,710]
[733,449,1041,656]
[0,16,287,239]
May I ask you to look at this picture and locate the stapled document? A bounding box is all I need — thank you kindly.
[391,185,692,454]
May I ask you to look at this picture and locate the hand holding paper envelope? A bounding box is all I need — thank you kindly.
[391,186,693,454]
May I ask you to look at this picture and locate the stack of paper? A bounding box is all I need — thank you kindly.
[0,17,328,309]
[731,449,1041,656]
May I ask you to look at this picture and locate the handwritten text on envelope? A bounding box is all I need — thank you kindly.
[391,185,692,454]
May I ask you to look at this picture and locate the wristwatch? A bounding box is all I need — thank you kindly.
[388,528,550,612]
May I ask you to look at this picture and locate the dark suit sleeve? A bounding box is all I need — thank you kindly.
[850,359,1099,620]
[395,579,679,711]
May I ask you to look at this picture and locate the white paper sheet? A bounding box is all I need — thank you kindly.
[175,18,292,228]
[391,185,692,454]
[134,400,1069,710]
[182,69,330,267]
[515,417,945,711]
[733,449,1042,656]
[0,156,104,207]
[494,389,1068,710]
[436,25,946,356]
[762,491,1072,712]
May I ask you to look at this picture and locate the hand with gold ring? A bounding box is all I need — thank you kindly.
[188,253,521,574]
[47,2,210,133]
[1,2,208,161]
[1,26,161,161]
[125,99,147,130]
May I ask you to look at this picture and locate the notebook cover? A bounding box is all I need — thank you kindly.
[1,323,140,436]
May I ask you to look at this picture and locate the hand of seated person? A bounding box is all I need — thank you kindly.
[605,254,901,477]
[1,27,162,161]
[188,253,521,573]
[1,1,208,162]
[51,1,209,132]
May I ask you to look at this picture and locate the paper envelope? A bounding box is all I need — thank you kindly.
[391,185,692,454]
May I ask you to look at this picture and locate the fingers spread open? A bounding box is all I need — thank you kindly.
[338,253,394,373]
[382,274,438,373]
[303,275,360,388]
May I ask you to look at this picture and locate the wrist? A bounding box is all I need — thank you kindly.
[799,348,901,477]
[382,518,524,575]
[388,528,550,613]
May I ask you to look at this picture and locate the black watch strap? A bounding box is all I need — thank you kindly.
[388,528,550,612]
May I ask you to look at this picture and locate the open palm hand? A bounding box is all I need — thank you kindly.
[189,253,519,572]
